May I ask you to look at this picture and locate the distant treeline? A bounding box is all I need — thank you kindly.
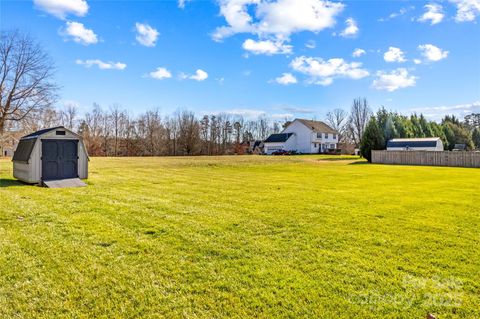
[3,98,480,158]
[9,104,284,156]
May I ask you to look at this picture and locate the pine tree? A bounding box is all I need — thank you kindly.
[471,128,480,150]
[360,117,385,163]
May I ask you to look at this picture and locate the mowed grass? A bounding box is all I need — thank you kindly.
[0,156,479,318]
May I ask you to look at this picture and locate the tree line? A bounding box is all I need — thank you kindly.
[14,103,283,156]
[360,109,480,162]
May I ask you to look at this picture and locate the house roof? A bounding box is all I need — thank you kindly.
[264,133,294,143]
[295,119,337,134]
[21,126,65,140]
[252,140,263,148]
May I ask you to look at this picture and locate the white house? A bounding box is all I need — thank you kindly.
[386,137,444,151]
[263,119,339,154]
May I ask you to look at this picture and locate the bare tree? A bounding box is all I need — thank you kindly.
[233,121,242,144]
[110,104,125,156]
[177,110,200,155]
[326,108,348,142]
[0,30,57,134]
[60,103,78,130]
[348,97,371,146]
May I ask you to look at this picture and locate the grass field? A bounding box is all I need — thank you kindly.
[0,156,479,318]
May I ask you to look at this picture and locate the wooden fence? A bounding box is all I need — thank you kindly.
[372,150,480,168]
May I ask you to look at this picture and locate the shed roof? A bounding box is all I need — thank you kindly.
[387,137,442,149]
[21,126,65,139]
[389,137,441,142]
[264,133,294,143]
[295,119,337,134]
[12,139,36,163]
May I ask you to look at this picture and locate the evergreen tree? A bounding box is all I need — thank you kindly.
[383,115,398,143]
[442,123,456,150]
[419,114,434,137]
[410,114,425,137]
[360,117,385,162]
[473,128,480,150]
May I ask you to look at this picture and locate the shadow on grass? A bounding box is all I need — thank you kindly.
[0,178,26,188]
[318,157,361,162]
[348,160,370,165]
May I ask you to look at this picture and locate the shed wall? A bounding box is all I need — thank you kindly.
[13,128,89,183]
[13,162,34,183]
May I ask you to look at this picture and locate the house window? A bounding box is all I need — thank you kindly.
[324,133,328,139]
[314,143,317,147]
[56,131,66,135]
[316,132,322,139]
[333,134,337,139]
[330,144,335,149]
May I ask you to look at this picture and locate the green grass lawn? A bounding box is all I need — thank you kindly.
[1,156,479,318]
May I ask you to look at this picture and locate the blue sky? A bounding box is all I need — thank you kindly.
[2,0,480,121]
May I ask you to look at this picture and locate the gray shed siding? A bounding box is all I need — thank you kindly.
[13,128,88,184]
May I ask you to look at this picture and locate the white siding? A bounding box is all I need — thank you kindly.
[282,121,312,153]
[282,120,339,153]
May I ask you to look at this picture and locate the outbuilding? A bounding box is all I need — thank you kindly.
[12,126,89,184]
[386,137,444,151]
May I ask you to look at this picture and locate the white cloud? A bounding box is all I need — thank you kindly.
[76,59,126,70]
[418,3,444,25]
[411,100,480,120]
[62,21,98,45]
[135,23,159,47]
[352,48,366,57]
[290,56,369,86]
[418,44,449,62]
[178,0,191,9]
[384,47,406,63]
[449,0,480,22]
[413,58,422,64]
[273,73,297,85]
[305,40,316,49]
[149,67,172,80]
[33,0,88,19]
[378,6,414,21]
[281,106,315,113]
[212,0,344,41]
[225,109,266,119]
[372,68,417,91]
[339,18,359,37]
[242,39,292,55]
[187,69,209,81]
[271,113,294,119]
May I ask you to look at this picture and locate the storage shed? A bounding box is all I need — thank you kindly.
[386,137,444,151]
[12,126,88,184]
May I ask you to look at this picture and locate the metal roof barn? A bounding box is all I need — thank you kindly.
[12,126,89,184]
[386,138,444,151]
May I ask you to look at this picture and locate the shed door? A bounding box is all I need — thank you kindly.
[42,140,78,181]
